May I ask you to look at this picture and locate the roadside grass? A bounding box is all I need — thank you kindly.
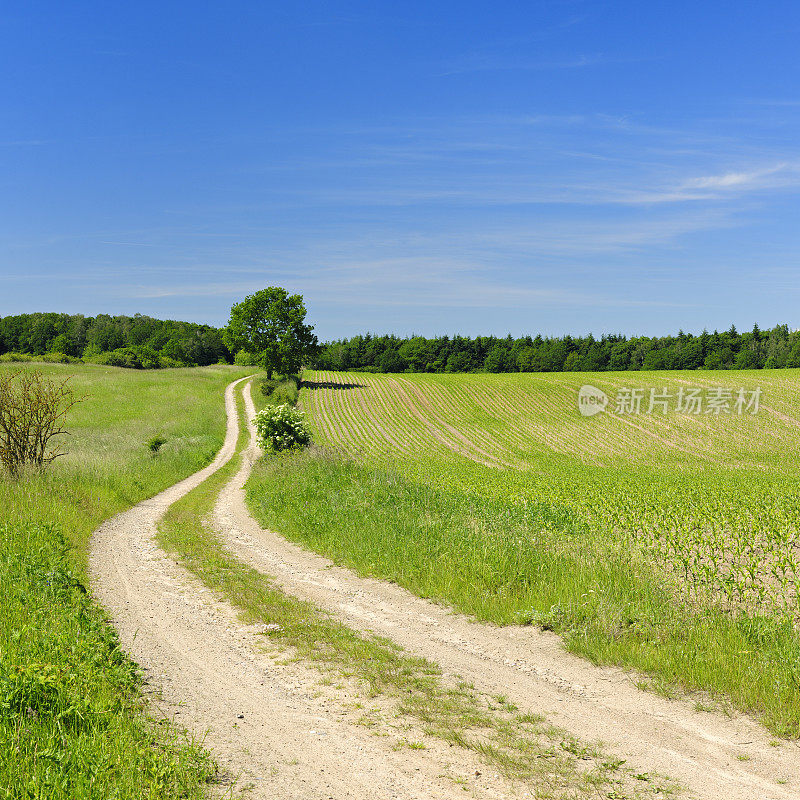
[246,450,800,739]
[158,385,663,799]
[0,363,252,577]
[0,362,252,799]
[252,374,300,411]
[0,521,216,799]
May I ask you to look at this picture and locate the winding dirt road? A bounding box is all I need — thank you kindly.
[91,378,534,799]
[92,378,800,799]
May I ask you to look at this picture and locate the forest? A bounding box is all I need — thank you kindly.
[316,324,799,373]
[2,312,798,373]
[0,312,230,368]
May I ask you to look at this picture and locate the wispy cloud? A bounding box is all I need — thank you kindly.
[131,281,257,299]
[127,258,689,310]
[467,211,737,255]
[234,113,800,211]
[100,240,158,247]
[120,222,701,313]
[743,99,800,108]
[681,163,794,190]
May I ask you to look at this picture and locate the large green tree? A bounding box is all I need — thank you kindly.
[225,287,317,378]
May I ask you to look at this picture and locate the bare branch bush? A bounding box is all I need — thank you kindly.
[0,371,81,478]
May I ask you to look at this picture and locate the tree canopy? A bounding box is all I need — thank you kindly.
[224,287,318,378]
[314,324,799,374]
[1,309,796,376]
[0,312,229,367]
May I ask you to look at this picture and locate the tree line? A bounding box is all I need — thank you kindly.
[0,312,230,368]
[3,310,799,374]
[316,324,800,373]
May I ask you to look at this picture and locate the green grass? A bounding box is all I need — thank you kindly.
[252,374,300,411]
[0,362,253,577]
[157,384,658,799]
[0,361,252,799]
[0,521,216,799]
[243,368,800,737]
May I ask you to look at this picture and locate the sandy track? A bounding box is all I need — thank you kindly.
[90,378,548,799]
[209,381,800,800]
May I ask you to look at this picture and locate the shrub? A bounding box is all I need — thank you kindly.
[234,350,259,366]
[258,377,279,397]
[159,355,185,369]
[257,375,300,407]
[0,371,80,477]
[85,348,142,369]
[41,352,80,364]
[84,346,169,369]
[270,381,299,406]
[254,404,311,452]
[0,352,34,363]
[147,434,167,454]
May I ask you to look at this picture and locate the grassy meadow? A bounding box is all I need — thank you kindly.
[246,368,800,736]
[0,362,251,799]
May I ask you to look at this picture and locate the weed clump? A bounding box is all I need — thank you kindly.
[147,434,167,455]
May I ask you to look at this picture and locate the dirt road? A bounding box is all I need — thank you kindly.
[92,378,800,799]
[91,378,541,798]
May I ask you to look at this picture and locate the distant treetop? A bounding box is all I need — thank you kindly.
[0,312,230,368]
[314,324,798,374]
[1,312,795,373]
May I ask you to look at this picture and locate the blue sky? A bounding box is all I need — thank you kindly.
[1,1,799,340]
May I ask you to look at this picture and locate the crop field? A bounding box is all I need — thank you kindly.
[301,369,800,612]
[247,368,800,736]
